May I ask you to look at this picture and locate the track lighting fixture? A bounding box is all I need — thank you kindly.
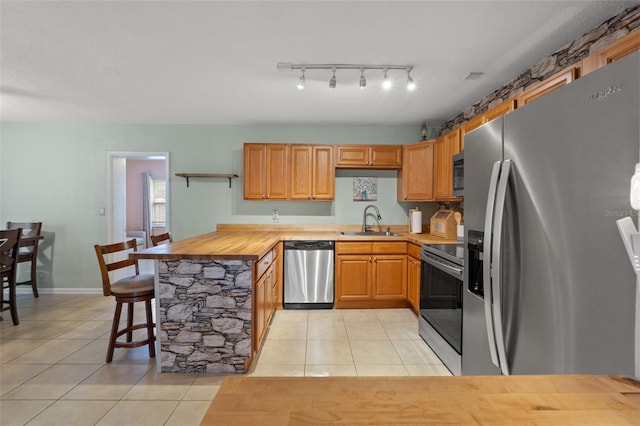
[277,62,415,91]
[382,68,391,90]
[407,68,416,91]
[297,68,305,90]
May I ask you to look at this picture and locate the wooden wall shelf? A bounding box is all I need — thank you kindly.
[175,173,239,188]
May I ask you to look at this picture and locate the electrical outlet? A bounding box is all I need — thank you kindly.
[272,209,279,223]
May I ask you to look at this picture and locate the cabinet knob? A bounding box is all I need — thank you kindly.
[368,256,372,262]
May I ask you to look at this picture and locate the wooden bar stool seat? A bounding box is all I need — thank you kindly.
[94,239,156,363]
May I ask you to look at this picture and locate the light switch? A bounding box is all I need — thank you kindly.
[272,209,279,223]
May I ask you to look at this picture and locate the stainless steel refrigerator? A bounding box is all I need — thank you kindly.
[463,51,639,376]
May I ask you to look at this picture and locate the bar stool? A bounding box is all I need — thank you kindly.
[94,239,155,362]
[150,232,172,247]
[1,228,22,325]
[6,222,43,297]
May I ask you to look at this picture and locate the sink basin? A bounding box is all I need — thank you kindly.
[340,231,400,237]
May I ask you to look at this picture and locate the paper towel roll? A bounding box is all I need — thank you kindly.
[410,210,422,233]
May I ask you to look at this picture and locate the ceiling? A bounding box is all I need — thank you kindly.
[1,1,636,127]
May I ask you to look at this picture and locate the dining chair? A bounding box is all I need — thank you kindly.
[94,239,155,362]
[0,228,22,325]
[6,221,43,297]
[150,232,172,247]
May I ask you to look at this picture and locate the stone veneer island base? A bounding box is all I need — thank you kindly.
[158,259,253,373]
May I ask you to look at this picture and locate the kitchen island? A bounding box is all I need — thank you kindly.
[131,225,456,373]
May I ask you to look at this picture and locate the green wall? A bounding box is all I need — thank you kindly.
[1,123,442,291]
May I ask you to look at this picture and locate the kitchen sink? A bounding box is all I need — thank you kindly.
[340,231,400,237]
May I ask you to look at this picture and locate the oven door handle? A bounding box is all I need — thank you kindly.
[422,256,463,280]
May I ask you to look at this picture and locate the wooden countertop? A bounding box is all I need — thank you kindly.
[201,375,640,425]
[131,225,458,261]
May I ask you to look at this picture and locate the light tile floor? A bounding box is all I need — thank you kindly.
[1,293,450,425]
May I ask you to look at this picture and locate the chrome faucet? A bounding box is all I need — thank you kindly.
[362,204,382,232]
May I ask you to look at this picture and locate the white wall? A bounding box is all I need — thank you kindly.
[1,123,440,290]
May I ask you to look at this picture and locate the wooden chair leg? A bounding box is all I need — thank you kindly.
[9,277,19,325]
[145,299,156,358]
[107,301,123,363]
[30,260,39,298]
[126,302,134,342]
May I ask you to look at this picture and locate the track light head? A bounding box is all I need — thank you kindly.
[297,68,306,90]
[359,68,366,90]
[407,68,416,91]
[382,68,391,90]
[329,68,336,88]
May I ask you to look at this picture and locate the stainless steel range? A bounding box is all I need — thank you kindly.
[418,243,464,375]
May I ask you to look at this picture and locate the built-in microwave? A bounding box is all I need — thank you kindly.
[452,151,464,197]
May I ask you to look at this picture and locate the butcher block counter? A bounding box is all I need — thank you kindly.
[130,224,456,374]
[201,375,640,425]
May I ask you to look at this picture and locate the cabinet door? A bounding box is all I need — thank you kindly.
[289,145,313,200]
[582,31,640,75]
[398,141,434,201]
[373,255,407,300]
[336,255,373,302]
[433,136,449,200]
[336,145,369,167]
[312,145,334,200]
[265,144,288,199]
[370,146,402,168]
[407,256,421,313]
[255,273,267,348]
[244,144,266,199]
[517,67,578,107]
[483,99,516,123]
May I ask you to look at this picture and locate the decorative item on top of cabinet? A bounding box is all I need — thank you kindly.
[243,143,289,200]
[289,145,334,200]
[434,128,461,201]
[335,145,402,169]
[397,140,434,202]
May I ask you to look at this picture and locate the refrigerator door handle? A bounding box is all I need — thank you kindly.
[492,159,512,375]
[483,160,502,369]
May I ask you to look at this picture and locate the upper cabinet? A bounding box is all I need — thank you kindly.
[397,140,434,202]
[516,66,580,107]
[335,145,402,169]
[434,129,461,201]
[582,31,640,76]
[289,145,334,200]
[243,143,289,200]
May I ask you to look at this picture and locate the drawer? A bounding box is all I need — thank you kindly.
[407,243,421,259]
[336,242,372,254]
[257,250,274,278]
[372,242,407,255]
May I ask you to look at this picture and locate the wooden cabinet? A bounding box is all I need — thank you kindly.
[483,99,516,123]
[517,66,579,107]
[397,140,434,202]
[407,243,421,314]
[335,145,402,169]
[582,31,640,75]
[434,129,461,201]
[289,145,334,200]
[243,144,288,200]
[335,242,407,309]
[253,246,279,355]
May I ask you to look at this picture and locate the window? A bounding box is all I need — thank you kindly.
[151,178,167,227]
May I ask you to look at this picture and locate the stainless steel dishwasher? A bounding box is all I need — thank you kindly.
[283,241,334,309]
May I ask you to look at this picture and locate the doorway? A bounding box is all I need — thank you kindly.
[108,152,170,275]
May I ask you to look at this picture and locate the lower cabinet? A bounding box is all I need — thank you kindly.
[407,243,421,314]
[336,242,408,309]
[253,245,280,356]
